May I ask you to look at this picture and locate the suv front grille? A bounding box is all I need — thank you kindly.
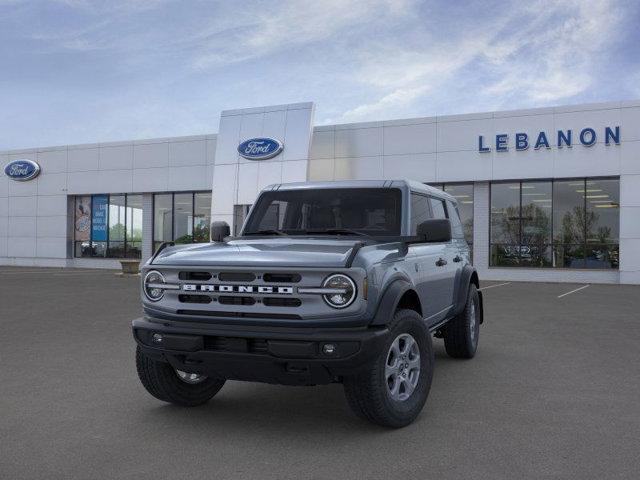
[202,336,270,354]
[176,309,302,320]
[263,297,302,307]
[178,294,212,304]
[163,268,358,319]
[262,273,301,283]
[218,272,256,282]
[178,271,212,281]
[219,296,256,306]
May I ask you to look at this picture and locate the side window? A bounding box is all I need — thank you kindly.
[410,193,431,234]
[256,201,287,230]
[430,197,447,219]
[446,200,465,239]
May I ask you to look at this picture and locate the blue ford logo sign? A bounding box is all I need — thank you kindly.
[4,159,41,181]
[237,137,283,160]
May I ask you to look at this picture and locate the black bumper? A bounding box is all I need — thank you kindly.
[132,316,390,386]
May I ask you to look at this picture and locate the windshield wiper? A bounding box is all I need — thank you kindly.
[244,229,288,236]
[302,228,370,237]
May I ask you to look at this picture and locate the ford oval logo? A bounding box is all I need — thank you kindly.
[4,159,41,181]
[237,137,283,160]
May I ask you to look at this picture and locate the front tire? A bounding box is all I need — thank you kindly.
[443,284,480,359]
[136,346,226,406]
[343,309,434,428]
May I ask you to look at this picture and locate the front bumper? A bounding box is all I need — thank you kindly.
[132,316,390,386]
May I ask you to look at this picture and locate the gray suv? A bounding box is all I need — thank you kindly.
[133,180,483,427]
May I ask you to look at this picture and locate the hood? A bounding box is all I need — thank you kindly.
[151,238,362,268]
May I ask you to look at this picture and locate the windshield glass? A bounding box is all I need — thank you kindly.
[243,188,402,236]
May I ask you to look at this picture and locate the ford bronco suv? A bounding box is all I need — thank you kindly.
[133,180,483,427]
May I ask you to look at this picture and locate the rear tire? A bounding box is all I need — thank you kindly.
[443,284,480,359]
[343,309,434,428]
[136,346,226,406]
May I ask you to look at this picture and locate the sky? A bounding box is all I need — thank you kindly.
[1,0,639,150]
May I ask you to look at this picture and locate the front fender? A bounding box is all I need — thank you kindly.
[370,279,418,326]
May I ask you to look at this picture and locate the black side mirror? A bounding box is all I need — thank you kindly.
[210,221,230,242]
[417,219,452,243]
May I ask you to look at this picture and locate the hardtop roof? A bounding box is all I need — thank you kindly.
[265,180,455,202]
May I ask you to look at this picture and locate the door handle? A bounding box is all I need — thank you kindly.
[436,258,447,267]
[453,255,462,263]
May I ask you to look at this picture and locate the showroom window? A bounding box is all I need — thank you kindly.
[74,194,143,259]
[152,192,211,251]
[490,178,619,269]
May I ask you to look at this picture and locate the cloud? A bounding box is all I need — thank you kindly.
[191,0,415,70]
[481,0,622,104]
[334,0,627,122]
[0,0,635,149]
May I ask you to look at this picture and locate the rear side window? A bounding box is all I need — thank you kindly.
[410,193,431,234]
[430,197,447,219]
[446,200,465,239]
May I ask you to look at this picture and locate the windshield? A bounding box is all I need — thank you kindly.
[243,188,402,236]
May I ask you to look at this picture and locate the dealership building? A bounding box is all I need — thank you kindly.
[1,100,639,284]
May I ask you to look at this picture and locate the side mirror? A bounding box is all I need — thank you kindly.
[417,219,451,243]
[210,221,230,242]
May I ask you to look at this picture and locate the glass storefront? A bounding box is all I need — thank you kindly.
[152,191,211,251]
[490,178,619,269]
[73,180,619,270]
[74,193,143,259]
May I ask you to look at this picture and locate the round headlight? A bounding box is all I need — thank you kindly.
[322,274,356,309]
[144,270,166,302]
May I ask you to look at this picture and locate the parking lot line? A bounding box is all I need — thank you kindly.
[478,282,511,291]
[557,284,590,298]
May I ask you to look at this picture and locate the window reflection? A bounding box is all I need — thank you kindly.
[585,178,619,269]
[153,194,172,252]
[108,195,125,257]
[153,192,212,250]
[443,184,474,246]
[194,193,211,242]
[491,178,619,269]
[74,196,92,257]
[410,194,431,235]
[126,195,143,258]
[490,183,520,266]
[520,181,552,267]
[174,193,193,244]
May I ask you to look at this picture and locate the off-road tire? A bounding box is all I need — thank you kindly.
[136,346,226,406]
[443,284,480,359]
[343,309,434,428]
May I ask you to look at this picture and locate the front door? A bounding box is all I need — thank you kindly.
[409,242,453,326]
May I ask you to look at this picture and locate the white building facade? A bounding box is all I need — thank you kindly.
[1,100,639,284]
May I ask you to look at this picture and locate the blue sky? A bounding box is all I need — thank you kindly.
[1,0,639,150]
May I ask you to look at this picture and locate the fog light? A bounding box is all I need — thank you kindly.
[322,343,336,355]
[152,333,163,344]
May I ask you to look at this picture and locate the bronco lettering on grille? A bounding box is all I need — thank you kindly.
[182,284,294,294]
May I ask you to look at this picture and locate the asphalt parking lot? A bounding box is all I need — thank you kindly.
[1,268,639,480]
